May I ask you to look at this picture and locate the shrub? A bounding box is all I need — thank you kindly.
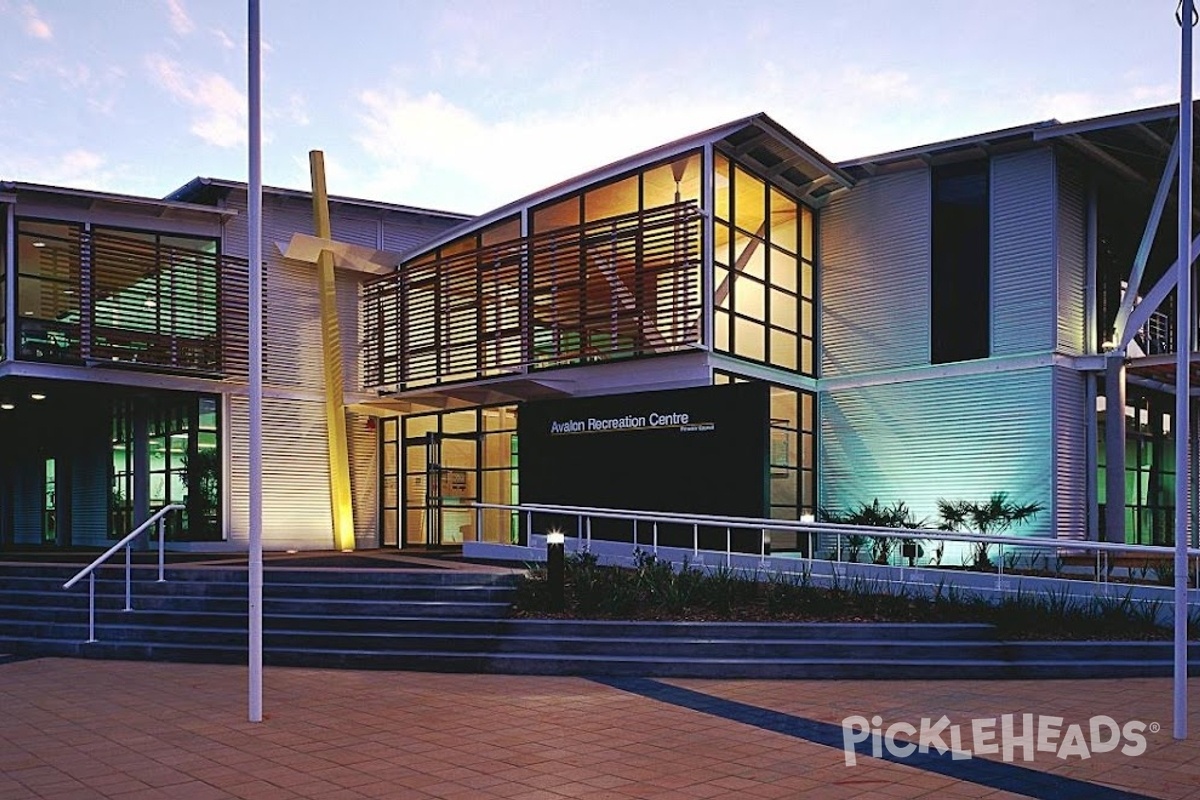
[937,492,1043,571]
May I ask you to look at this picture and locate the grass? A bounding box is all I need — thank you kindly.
[511,551,1199,641]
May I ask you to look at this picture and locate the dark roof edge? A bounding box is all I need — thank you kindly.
[1,179,236,216]
[165,177,472,221]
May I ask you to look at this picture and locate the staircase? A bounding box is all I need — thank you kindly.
[1,562,1196,678]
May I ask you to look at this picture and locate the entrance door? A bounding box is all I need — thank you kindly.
[412,431,478,548]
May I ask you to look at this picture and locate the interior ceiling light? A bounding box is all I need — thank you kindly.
[30,393,46,401]
[31,241,46,248]
[0,403,14,411]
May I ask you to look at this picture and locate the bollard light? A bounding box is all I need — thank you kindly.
[546,528,565,612]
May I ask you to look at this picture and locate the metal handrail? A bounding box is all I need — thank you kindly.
[470,501,1200,584]
[62,503,185,643]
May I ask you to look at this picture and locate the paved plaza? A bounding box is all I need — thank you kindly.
[0,657,1198,799]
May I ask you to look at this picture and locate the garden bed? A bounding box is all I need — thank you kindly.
[514,552,1199,641]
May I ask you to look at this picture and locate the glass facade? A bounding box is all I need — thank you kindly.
[0,210,7,361]
[713,153,816,375]
[110,394,221,541]
[364,152,704,390]
[17,220,82,361]
[1098,386,1175,546]
[380,406,518,547]
[15,220,226,372]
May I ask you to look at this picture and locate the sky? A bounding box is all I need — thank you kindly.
[0,0,1193,216]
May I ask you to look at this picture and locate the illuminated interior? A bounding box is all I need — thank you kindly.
[713,152,816,375]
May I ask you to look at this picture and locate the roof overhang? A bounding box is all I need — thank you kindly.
[397,113,853,264]
[354,374,577,415]
[0,180,237,219]
[1031,103,1192,189]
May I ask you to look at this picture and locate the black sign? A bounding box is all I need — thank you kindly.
[518,383,768,550]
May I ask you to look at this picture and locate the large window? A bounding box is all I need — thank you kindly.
[110,394,221,541]
[1098,386,1174,546]
[380,405,518,547]
[364,153,704,390]
[16,220,82,361]
[15,220,234,373]
[713,153,815,375]
[931,160,990,363]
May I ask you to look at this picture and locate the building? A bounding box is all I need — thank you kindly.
[0,103,1193,553]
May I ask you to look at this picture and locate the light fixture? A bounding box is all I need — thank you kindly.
[546,530,566,545]
[144,298,156,308]
[1101,339,1117,352]
[800,513,816,523]
[31,241,46,248]
[30,393,46,401]
[0,403,14,411]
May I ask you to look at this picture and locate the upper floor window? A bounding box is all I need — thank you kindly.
[713,153,815,376]
[931,160,989,363]
[15,219,231,373]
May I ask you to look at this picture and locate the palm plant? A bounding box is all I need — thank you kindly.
[936,492,1043,571]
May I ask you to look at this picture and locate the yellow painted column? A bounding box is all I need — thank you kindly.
[309,150,356,552]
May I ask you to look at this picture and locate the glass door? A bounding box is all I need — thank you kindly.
[422,432,478,547]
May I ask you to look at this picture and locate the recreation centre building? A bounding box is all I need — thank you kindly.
[0,103,1195,554]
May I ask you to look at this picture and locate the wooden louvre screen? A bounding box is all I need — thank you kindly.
[83,229,249,376]
[364,200,702,390]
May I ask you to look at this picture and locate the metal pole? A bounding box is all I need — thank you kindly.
[157,518,165,583]
[124,545,131,611]
[1176,0,1194,742]
[248,0,264,725]
[88,573,95,643]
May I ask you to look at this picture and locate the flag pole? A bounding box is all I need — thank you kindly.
[248,0,264,724]
[1175,0,1194,742]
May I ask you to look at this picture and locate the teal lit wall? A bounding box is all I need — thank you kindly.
[820,366,1054,543]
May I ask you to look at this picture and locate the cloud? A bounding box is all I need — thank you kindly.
[21,2,51,39]
[145,54,246,148]
[210,27,235,50]
[0,148,116,190]
[164,0,194,36]
[352,86,755,212]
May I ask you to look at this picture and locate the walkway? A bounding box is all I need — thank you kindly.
[1,658,1198,799]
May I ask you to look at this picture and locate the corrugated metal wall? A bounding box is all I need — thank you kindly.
[226,395,334,549]
[991,150,1057,356]
[820,169,931,377]
[1056,156,1088,355]
[347,411,379,548]
[1052,365,1089,540]
[67,404,111,547]
[213,189,462,549]
[820,367,1054,537]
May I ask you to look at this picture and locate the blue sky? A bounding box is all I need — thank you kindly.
[0,1,1191,215]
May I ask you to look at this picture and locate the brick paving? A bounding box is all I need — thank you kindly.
[0,658,1197,799]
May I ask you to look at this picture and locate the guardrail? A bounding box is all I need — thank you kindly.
[62,504,184,643]
[470,501,1200,587]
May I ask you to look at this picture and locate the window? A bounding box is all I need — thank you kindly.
[109,394,221,541]
[931,160,989,363]
[713,153,815,375]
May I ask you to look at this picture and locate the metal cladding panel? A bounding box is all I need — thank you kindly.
[382,215,463,253]
[67,407,111,547]
[821,170,931,377]
[1052,365,1088,541]
[347,412,379,548]
[991,149,1056,356]
[338,271,362,390]
[1056,158,1088,355]
[227,395,334,548]
[330,212,380,249]
[820,367,1053,537]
